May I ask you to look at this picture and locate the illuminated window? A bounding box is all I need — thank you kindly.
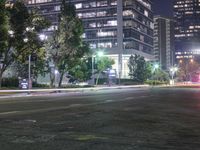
[28,0,52,4]
[97,1,108,7]
[75,3,82,9]
[144,10,148,17]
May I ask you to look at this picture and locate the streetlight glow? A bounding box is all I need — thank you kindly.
[169,66,178,85]
[39,34,47,41]
[97,51,104,57]
[24,38,28,43]
[154,64,159,69]
[54,70,59,75]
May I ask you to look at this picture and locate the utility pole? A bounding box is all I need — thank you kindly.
[92,56,95,85]
[28,55,31,90]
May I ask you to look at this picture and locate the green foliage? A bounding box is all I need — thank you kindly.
[68,58,91,82]
[96,56,115,73]
[61,84,94,88]
[128,55,152,83]
[145,80,169,85]
[152,69,170,81]
[32,82,49,88]
[95,56,115,85]
[0,0,49,87]
[116,79,141,85]
[177,59,200,81]
[2,77,19,87]
[0,0,9,54]
[45,1,90,87]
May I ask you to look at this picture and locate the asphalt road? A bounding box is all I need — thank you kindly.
[0,87,200,150]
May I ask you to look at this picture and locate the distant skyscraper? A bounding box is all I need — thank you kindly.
[173,0,200,61]
[25,0,154,78]
[153,16,175,70]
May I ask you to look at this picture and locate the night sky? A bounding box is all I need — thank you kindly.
[152,0,174,17]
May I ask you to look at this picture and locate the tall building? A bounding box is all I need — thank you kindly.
[153,16,175,70]
[26,0,154,78]
[174,0,200,61]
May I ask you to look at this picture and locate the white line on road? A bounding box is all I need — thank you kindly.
[125,97,134,100]
[0,111,21,115]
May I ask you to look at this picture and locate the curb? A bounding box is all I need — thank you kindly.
[0,85,149,99]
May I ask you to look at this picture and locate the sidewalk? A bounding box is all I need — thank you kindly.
[0,85,149,99]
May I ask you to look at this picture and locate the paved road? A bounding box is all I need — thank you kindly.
[0,87,200,150]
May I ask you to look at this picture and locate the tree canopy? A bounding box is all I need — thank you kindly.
[128,55,151,83]
[45,0,90,87]
[95,56,115,85]
[0,0,49,87]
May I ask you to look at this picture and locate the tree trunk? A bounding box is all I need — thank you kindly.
[0,69,4,88]
[0,73,2,88]
[50,72,55,88]
[95,72,101,86]
[58,72,64,88]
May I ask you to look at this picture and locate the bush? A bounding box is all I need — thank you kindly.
[94,78,142,85]
[32,82,50,88]
[2,78,19,88]
[95,78,108,85]
[145,80,169,85]
[116,79,141,85]
[61,84,94,88]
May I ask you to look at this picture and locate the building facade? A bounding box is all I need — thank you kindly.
[153,16,175,70]
[26,0,154,78]
[174,0,200,61]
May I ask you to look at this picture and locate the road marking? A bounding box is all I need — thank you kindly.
[105,100,114,102]
[125,97,133,100]
[0,111,21,115]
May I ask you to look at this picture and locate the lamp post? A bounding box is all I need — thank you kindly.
[23,38,32,91]
[91,51,104,85]
[26,33,47,91]
[153,63,159,81]
[28,55,31,90]
[91,56,94,85]
[170,66,178,85]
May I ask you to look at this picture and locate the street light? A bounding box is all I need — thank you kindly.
[24,38,28,43]
[91,51,104,85]
[170,66,178,85]
[8,30,14,37]
[39,34,47,41]
[154,63,159,70]
[26,33,47,90]
[97,51,104,57]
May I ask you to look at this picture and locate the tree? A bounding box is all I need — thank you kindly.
[68,58,91,82]
[11,51,46,82]
[0,0,9,87]
[45,0,90,87]
[95,56,115,85]
[152,69,169,81]
[0,0,49,87]
[178,59,200,81]
[128,55,151,83]
[128,55,138,79]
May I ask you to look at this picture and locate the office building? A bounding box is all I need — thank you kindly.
[153,16,175,70]
[26,0,154,78]
[174,0,200,61]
